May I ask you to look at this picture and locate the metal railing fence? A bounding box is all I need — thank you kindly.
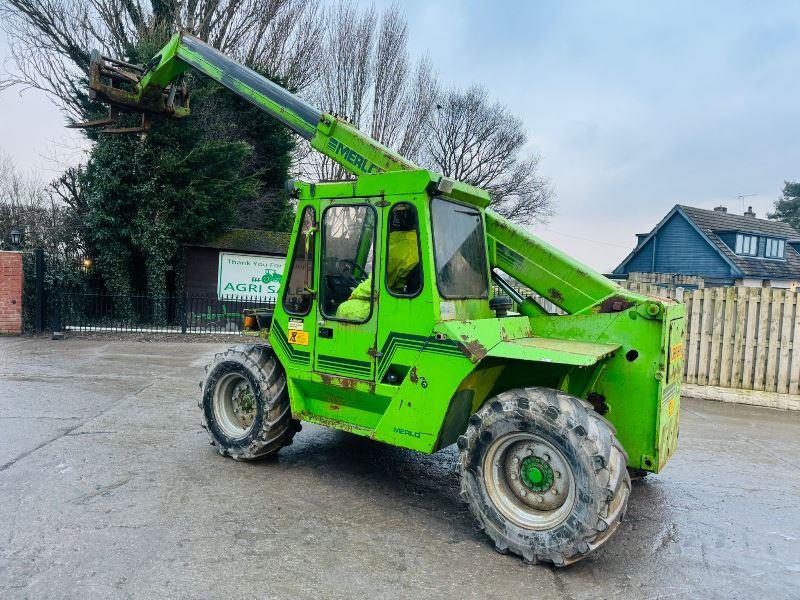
[57,291,275,334]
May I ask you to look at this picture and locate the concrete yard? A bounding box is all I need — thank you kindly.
[1,336,798,599]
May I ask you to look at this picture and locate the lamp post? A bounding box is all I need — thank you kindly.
[9,227,22,249]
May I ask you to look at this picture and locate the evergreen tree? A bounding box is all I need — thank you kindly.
[197,74,296,232]
[76,40,293,298]
[80,88,257,298]
[769,182,800,231]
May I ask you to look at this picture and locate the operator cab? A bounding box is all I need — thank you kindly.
[271,170,495,385]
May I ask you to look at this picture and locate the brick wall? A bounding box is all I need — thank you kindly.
[0,251,23,334]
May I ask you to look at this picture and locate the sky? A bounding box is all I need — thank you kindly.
[2,1,800,271]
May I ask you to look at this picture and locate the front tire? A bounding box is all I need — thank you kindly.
[200,344,298,460]
[458,387,630,566]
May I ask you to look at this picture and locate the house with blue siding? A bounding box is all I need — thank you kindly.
[613,205,800,289]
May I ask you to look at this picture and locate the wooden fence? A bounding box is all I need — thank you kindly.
[627,283,800,395]
[500,280,800,395]
[622,282,681,299]
[681,287,800,394]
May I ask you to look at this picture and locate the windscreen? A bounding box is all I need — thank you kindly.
[431,197,489,298]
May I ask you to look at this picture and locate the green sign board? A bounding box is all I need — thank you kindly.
[217,252,286,301]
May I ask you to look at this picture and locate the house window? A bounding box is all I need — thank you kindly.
[735,234,758,256]
[765,238,785,259]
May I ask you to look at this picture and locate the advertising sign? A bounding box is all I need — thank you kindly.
[217,252,286,301]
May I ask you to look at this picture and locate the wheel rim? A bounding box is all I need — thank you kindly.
[212,372,257,439]
[483,432,575,530]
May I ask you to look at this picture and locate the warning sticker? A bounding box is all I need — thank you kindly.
[662,381,679,405]
[287,330,309,346]
[440,301,456,321]
[288,319,304,331]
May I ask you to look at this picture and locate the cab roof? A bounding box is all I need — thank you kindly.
[294,169,491,209]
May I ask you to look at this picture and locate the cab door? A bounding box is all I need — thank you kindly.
[313,199,381,380]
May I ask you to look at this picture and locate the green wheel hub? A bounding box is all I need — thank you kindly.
[519,456,554,492]
[485,432,576,530]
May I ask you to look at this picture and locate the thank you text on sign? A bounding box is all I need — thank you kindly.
[218,252,286,301]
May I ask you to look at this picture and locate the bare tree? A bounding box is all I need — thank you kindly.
[425,86,554,225]
[0,151,41,216]
[297,5,548,225]
[397,56,437,161]
[48,166,83,212]
[0,150,83,254]
[300,1,439,180]
[369,4,408,147]
[0,0,325,119]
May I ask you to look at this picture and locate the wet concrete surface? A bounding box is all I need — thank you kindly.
[0,336,798,599]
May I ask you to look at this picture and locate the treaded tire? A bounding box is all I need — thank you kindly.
[458,387,631,566]
[200,344,298,460]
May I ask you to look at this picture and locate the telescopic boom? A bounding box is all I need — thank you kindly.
[81,33,415,175]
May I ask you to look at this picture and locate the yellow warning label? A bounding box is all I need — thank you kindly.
[287,330,309,346]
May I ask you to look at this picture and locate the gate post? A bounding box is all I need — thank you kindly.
[0,251,23,334]
[51,287,64,340]
[35,247,45,333]
[181,291,188,334]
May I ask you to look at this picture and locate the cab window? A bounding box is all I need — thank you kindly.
[320,205,377,322]
[431,197,489,298]
[282,206,317,315]
[386,203,422,296]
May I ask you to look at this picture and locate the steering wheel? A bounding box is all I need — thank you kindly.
[336,259,368,280]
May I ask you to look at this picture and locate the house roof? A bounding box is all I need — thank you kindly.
[679,205,799,238]
[678,206,800,279]
[615,204,800,279]
[188,229,291,255]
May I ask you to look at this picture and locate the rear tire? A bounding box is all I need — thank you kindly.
[458,387,630,566]
[200,344,298,460]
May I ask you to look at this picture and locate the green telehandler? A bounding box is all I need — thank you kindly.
[77,33,685,565]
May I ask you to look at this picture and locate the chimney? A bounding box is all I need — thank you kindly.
[713,205,727,213]
[744,206,756,217]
